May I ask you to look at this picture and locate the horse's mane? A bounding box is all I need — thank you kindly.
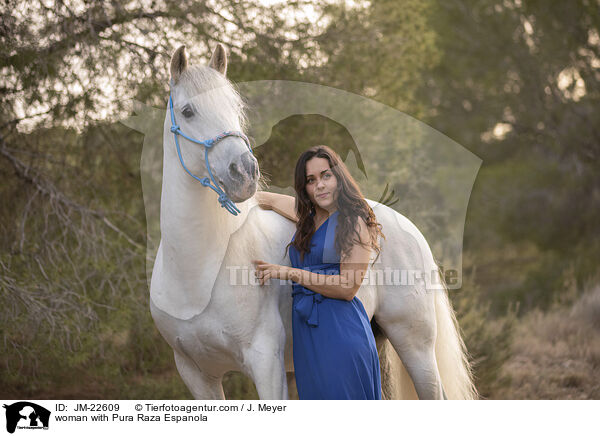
[177,64,249,133]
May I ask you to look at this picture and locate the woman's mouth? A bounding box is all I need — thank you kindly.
[317,193,328,199]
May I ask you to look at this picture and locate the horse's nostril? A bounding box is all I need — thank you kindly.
[240,151,258,179]
[229,162,244,183]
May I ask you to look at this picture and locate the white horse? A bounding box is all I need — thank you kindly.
[150,43,477,400]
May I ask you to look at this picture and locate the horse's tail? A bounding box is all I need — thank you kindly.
[374,279,478,400]
[432,277,478,399]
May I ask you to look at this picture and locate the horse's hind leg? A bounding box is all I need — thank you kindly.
[377,313,445,400]
[173,350,225,399]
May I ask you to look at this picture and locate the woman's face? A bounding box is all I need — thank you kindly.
[305,157,339,212]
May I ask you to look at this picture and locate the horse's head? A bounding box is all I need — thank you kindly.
[168,44,259,204]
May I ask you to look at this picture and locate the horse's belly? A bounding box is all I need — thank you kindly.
[355,284,378,319]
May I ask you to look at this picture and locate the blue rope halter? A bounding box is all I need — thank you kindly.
[168,91,253,216]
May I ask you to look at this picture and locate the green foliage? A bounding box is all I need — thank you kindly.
[422,0,600,315]
[451,270,517,398]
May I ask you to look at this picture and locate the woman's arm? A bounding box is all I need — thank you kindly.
[288,217,371,301]
[255,191,298,222]
[253,217,372,302]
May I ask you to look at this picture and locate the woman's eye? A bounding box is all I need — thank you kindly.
[182,107,194,118]
[324,173,330,179]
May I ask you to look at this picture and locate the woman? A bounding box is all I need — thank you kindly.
[252,145,385,400]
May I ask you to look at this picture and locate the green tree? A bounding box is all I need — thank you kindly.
[419,0,600,312]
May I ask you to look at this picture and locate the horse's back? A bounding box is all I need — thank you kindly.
[361,200,438,323]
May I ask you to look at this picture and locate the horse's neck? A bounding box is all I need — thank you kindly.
[159,138,251,268]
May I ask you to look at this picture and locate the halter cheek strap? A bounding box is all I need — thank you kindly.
[168,92,253,216]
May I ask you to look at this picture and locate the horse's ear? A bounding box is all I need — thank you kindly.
[170,45,188,85]
[209,43,227,76]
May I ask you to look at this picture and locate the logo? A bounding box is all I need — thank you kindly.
[123,79,482,305]
[3,402,50,434]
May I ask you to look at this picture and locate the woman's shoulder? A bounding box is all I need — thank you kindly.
[341,212,367,230]
[359,217,371,241]
[343,214,369,244]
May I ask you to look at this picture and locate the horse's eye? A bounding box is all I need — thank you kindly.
[182,106,194,119]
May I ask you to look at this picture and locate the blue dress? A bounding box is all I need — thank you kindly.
[288,210,382,400]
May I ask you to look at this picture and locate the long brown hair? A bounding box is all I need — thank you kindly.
[286,145,385,265]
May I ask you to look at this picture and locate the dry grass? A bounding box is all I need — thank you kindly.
[492,285,600,399]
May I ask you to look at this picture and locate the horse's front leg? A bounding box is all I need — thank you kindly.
[242,313,288,400]
[173,348,226,400]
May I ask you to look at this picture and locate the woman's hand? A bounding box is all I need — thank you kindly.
[252,260,290,285]
[254,192,272,210]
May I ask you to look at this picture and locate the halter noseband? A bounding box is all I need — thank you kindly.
[168,91,253,216]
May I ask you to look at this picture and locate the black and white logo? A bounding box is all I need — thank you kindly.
[3,402,50,433]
